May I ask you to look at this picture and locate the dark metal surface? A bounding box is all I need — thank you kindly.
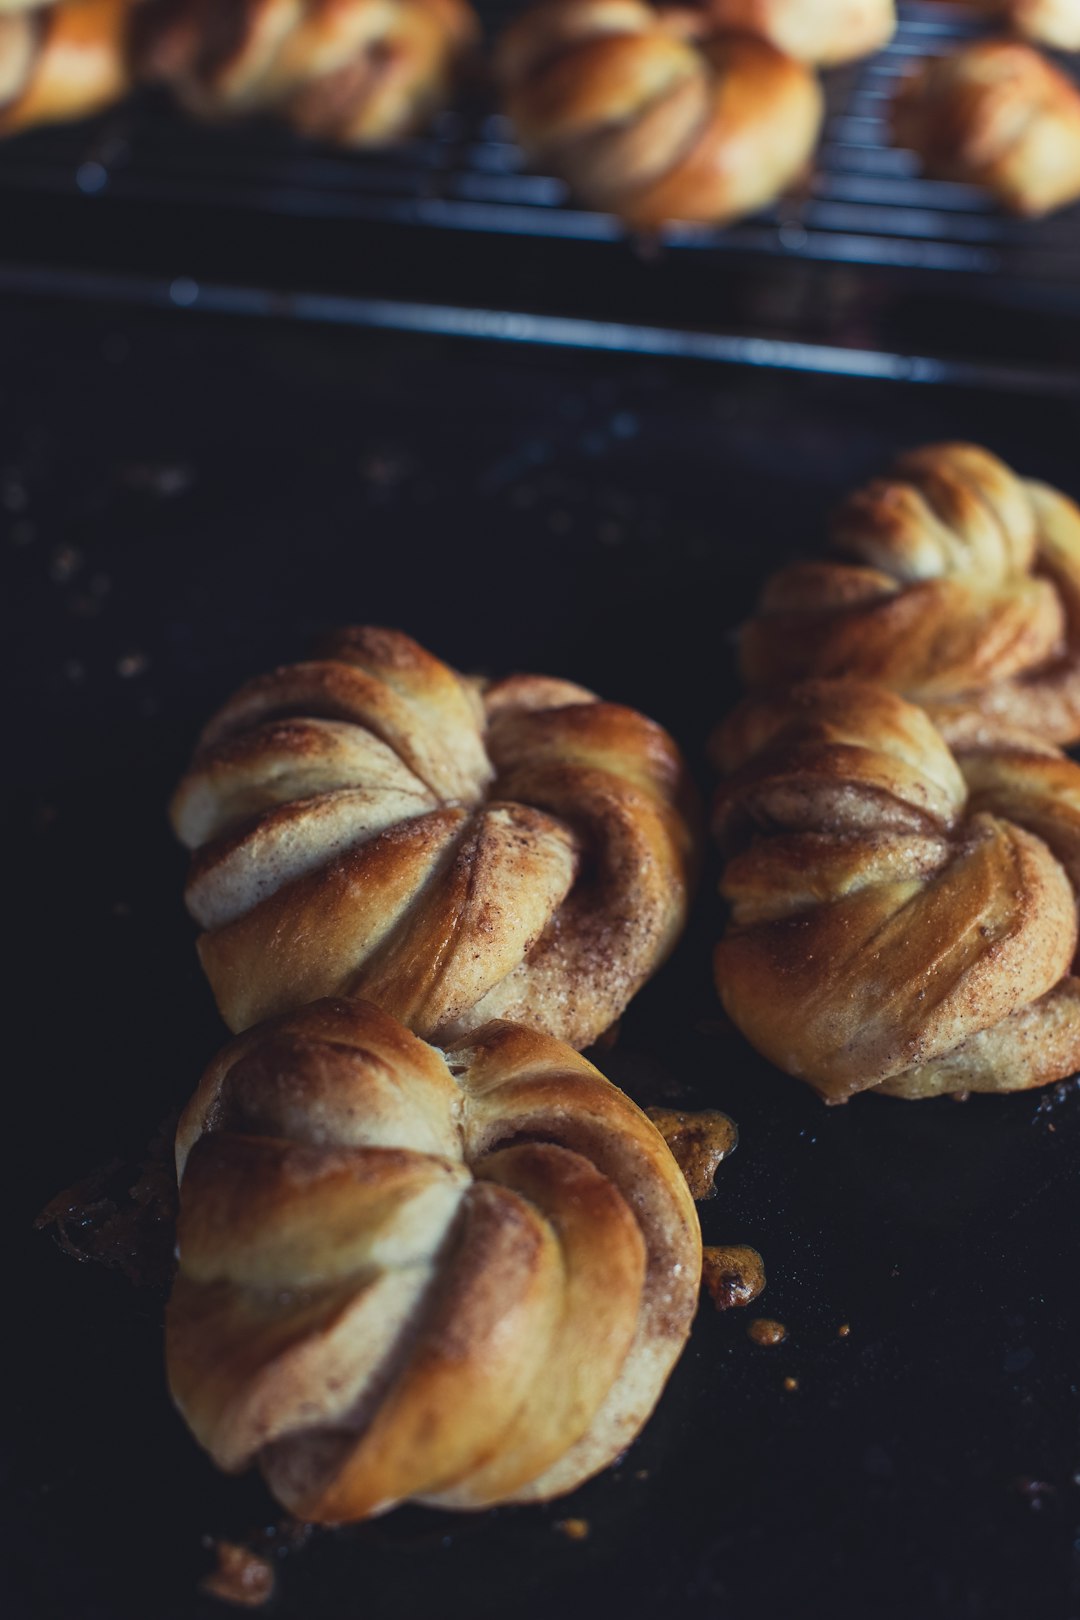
[6,296,1080,1620]
[2,4,1080,378]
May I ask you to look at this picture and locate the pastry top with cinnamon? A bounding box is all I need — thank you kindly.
[167,999,702,1519]
[171,626,699,1048]
[740,443,1080,748]
[496,0,824,229]
[893,38,1080,215]
[712,678,1080,1101]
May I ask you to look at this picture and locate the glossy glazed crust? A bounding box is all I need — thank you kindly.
[711,679,1080,1102]
[135,0,478,143]
[893,39,1080,215]
[740,442,1080,746]
[166,1000,702,1520]
[170,626,699,1048]
[495,0,823,228]
[700,0,895,65]
[0,0,134,133]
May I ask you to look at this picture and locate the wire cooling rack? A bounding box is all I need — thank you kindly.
[1,2,1078,384]
[4,3,1079,271]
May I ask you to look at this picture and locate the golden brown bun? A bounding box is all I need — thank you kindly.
[495,0,824,229]
[711,679,1080,1102]
[0,0,134,134]
[700,0,895,65]
[166,999,702,1520]
[893,38,1080,215]
[1006,0,1080,49]
[170,626,699,1047]
[955,0,1080,52]
[136,0,478,143]
[740,442,1080,747]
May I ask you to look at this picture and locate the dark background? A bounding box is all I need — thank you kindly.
[4,295,1080,1620]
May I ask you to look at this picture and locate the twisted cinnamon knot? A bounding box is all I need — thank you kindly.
[893,39,1080,216]
[700,0,895,66]
[495,0,823,229]
[0,0,134,134]
[167,999,702,1520]
[136,0,478,144]
[740,443,1080,747]
[170,627,699,1047]
[712,680,1080,1102]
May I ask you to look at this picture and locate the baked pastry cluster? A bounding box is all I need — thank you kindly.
[739,442,1080,746]
[135,0,479,145]
[171,626,698,1048]
[168,999,700,1519]
[0,0,134,134]
[712,679,1080,1102]
[166,630,703,1517]
[712,440,1080,1103]
[160,444,1080,1524]
[8,0,1080,231]
[0,0,477,141]
[147,440,1080,1535]
[495,0,825,229]
[893,37,1080,215]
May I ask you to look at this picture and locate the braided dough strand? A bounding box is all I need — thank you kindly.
[712,680,1080,1102]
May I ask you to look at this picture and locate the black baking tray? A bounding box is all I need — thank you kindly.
[6,294,1080,1620]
